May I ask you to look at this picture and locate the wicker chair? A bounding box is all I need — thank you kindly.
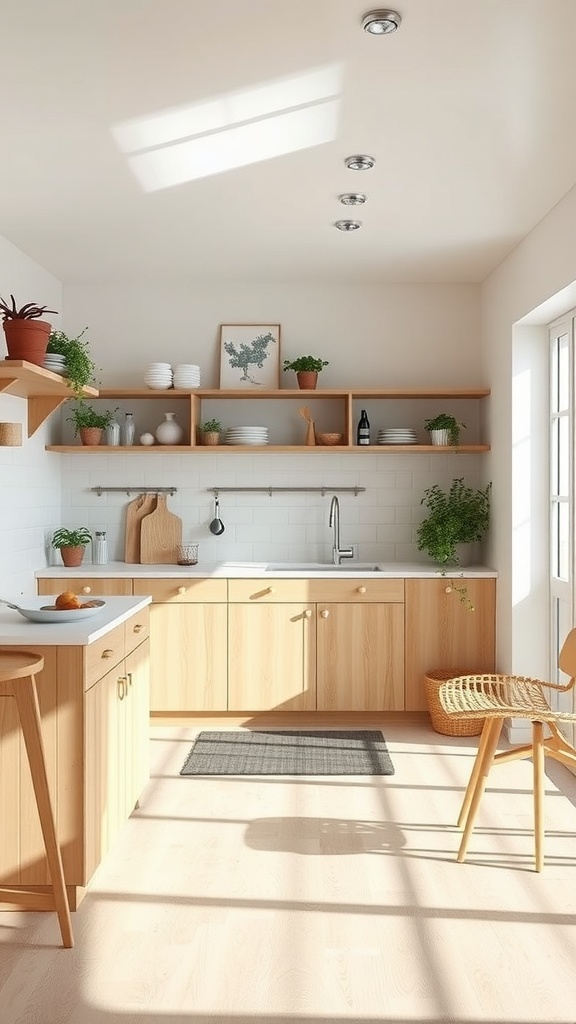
[438,627,576,871]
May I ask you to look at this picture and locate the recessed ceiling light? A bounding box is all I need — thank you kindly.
[362,9,402,34]
[339,193,367,206]
[334,219,362,232]
[345,154,375,171]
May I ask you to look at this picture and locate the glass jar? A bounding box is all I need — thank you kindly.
[122,412,135,446]
[106,418,120,446]
[93,531,108,565]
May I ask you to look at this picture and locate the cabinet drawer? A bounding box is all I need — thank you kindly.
[228,579,313,603]
[124,606,150,655]
[85,623,126,687]
[133,578,227,603]
[37,578,133,597]
[309,579,404,603]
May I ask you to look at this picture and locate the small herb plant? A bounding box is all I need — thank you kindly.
[202,419,222,433]
[66,401,118,435]
[47,327,98,397]
[424,413,466,446]
[51,527,92,549]
[283,356,329,373]
[0,294,58,320]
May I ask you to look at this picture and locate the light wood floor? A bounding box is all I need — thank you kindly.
[2,712,576,1024]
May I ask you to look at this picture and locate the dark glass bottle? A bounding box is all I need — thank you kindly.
[357,408,370,445]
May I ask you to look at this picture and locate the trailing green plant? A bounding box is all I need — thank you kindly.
[66,401,118,435]
[283,355,329,373]
[202,418,222,433]
[51,526,92,549]
[47,327,98,397]
[424,413,466,446]
[417,478,492,608]
[0,294,58,320]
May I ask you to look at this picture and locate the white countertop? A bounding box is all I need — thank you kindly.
[0,596,151,646]
[36,560,498,579]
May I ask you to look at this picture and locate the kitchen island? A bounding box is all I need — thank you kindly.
[0,596,151,910]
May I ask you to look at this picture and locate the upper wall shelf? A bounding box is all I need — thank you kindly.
[0,360,98,437]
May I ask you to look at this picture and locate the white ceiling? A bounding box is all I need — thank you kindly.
[2,0,576,286]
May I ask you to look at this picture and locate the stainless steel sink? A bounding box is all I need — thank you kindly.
[266,563,383,572]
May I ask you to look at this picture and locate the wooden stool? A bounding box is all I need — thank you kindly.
[0,651,73,947]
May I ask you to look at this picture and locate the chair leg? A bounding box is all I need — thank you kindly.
[457,717,503,863]
[457,718,495,829]
[14,676,74,948]
[533,721,545,873]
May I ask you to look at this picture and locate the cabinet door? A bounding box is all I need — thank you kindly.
[38,577,133,597]
[316,604,404,711]
[125,641,150,811]
[84,663,124,881]
[228,604,316,711]
[148,603,227,712]
[404,578,496,710]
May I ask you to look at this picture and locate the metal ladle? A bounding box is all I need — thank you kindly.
[209,495,225,535]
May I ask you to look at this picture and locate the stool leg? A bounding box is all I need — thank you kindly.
[533,721,545,872]
[14,676,74,948]
[457,717,503,863]
[457,718,494,829]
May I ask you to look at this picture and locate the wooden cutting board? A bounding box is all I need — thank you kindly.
[124,493,156,563]
[139,494,182,564]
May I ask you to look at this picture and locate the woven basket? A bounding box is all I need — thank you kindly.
[424,669,484,736]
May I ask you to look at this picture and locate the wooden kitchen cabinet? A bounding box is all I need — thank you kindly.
[38,577,133,597]
[132,578,227,712]
[0,606,150,907]
[404,577,496,711]
[228,602,316,710]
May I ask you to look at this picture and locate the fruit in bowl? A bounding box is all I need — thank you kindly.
[55,590,81,610]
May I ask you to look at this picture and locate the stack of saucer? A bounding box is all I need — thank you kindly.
[225,426,269,446]
[144,362,173,389]
[377,427,418,445]
[43,353,67,376]
[173,363,201,388]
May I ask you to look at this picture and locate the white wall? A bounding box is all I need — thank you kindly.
[0,236,62,596]
[482,183,576,675]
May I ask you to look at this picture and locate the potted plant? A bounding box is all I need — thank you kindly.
[424,413,466,447]
[201,418,223,446]
[51,526,93,567]
[417,478,492,605]
[66,401,118,446]
[46,327,98,397]
[0,294,58,366]
[282,355,329,390]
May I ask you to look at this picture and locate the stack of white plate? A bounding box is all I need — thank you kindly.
[377,428,418,445]
[173,363,201,388]
[225,426,269,446]
[43,353,67,376]
[144,362,173,389]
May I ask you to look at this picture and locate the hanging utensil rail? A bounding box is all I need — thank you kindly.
[210,486,365,497]
[91,486,178,497]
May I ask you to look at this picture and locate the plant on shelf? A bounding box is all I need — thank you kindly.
[424,412,466,447]
[0,293,58,365]
[51,526,93,568]
[46,327,98,397]
[66,401,118,446]
[201,418,223,446]
[417,478,492,608]
[282,355,329,390]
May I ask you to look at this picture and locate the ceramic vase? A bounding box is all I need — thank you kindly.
[429,428,450,446]
[155,412,184,445]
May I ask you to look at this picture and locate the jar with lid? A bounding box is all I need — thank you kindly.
[93,531,108,565]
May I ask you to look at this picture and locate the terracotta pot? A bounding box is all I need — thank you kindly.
[3,319,52,366]
[203,431,220,446]
[296,371,318,390]
[60,546,85,567]
[79,427,103,446]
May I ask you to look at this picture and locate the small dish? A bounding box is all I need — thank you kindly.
[12,600,106,623]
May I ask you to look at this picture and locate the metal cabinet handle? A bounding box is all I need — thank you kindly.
[357,586,367,594]
[81,586,91,594]
[177,586,186,595]
[133,623,144,633]
[102,648,115,659]
[127,672,133,688]
[304,609,312,619]
[320,609,330,618]
[445,585,453,594]
[117,676,126,700]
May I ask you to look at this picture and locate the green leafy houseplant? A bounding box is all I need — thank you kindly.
[283,356,329,373]
[424,413,466,446]
[47,327,98,397]
[51,527,92,549]
[66,401,118,435]
[202,419,222,433]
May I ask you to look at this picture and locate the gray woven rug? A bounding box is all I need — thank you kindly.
[179,730,395,776]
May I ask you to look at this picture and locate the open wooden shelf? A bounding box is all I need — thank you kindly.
[0,360,98,437]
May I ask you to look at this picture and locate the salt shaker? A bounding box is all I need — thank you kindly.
[93,531,108,565]
[122,412,135,446]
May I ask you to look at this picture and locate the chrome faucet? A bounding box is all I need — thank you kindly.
[329,495,354,565]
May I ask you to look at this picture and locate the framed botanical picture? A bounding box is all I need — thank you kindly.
[219,323,281,389]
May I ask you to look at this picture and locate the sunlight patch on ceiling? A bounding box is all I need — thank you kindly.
[113,65,342,191]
